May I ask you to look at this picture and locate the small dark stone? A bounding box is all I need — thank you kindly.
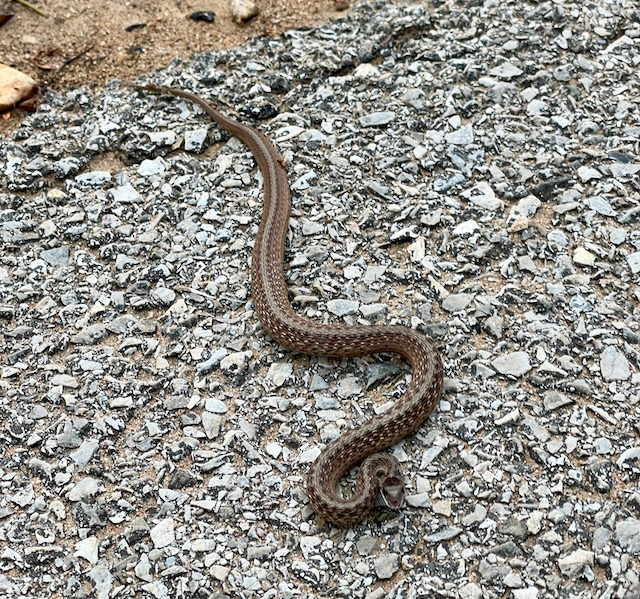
[497,519,529,540]
[532,176,572,201]
[167,469,199,489]
[24,546,64,565]
[5,325,33,338]
[125,518,150,544]
[487,541,523,558]
[622,328,640,344]
[608,150,636,163]
[8,346,29,364]
[190,11,215,22]
[586,460,612,492]
[125,22,147,31]
[245,102,279,121]
[73,502,107,528]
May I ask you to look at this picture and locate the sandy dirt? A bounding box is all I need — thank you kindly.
[0,0,348,131]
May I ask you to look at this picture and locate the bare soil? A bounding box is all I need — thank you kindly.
[0,0,347,131]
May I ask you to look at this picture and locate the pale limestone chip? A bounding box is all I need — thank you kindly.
[231,0,258,23]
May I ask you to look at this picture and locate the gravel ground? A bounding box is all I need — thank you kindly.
[1,1,640,598]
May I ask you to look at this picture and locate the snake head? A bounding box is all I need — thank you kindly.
[380,472,405,510]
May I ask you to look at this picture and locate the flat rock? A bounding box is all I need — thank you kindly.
[0,63,38,111]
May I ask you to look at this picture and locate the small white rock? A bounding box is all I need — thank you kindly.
[150,518,175,549]
[75,537,99,565]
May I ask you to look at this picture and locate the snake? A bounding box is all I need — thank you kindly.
[136,84,444,526]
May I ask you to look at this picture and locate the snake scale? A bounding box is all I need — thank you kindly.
[137,84,444,526]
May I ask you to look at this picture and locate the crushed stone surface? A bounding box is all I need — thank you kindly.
[1,0,639,597]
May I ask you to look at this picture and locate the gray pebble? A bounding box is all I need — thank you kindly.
[87,565,112,599]
[69,440,99,466]
[75,170,112,186]
[558,549,594,577]
[373,553,399,579]
[424,527,463,544]
[356,535,378,556]
[196,348,229,374]
[309,373,329,391]
[543,390,574,411]
[337,376,361,398]
[484,315,504,338]
[150,518,175,548]
[302,220,324,235]
[442,293,474,312]
[491,351,532,377]
[600,346,631,381]
[445,124,474,145]
[55,157,82,177]
[315,395,340,410]
[627,252,640,275]
[205,398,228,414]
[67,477,101,501]
[220,351,252,372]
[151,286,176,305]
[50,374,78,388]
[489,62,523,78]
[75,537,99,564]
[137,156,166,176]
[359,111,396,127]
[326,299,359,316]
[184,127,209,152]
[615,518,640,554]
[40,246,70,266]
[462,182,502,211]
[267,362,293,387]
[587,195,616,216]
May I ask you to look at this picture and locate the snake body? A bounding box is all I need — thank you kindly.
[138,85,444,526]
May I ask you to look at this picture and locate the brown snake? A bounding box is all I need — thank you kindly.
[137,84,444,526]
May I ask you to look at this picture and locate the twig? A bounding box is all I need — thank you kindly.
[13,0,48,17]
[62,45,93,66]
